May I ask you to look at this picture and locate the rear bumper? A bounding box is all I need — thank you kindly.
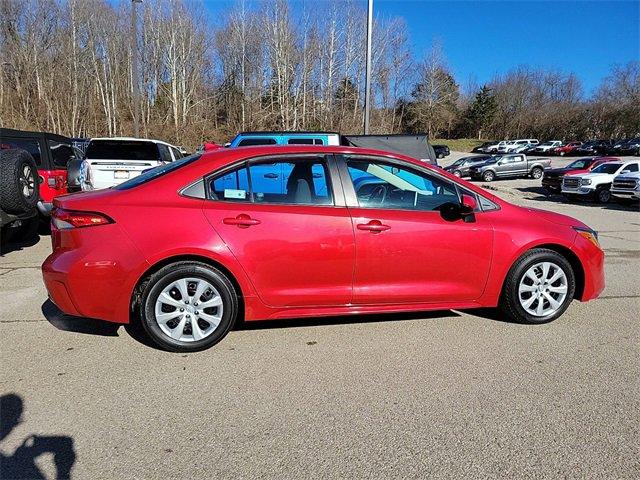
[42,224,148,324]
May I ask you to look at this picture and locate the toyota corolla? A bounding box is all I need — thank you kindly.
[42,146,605,352]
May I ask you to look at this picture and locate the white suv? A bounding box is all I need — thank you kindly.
[562,160,640,203]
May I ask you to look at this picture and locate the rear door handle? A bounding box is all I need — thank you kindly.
[357,220,390,233]
[223,214,261,228]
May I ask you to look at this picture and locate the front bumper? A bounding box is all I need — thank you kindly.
[542,177,562,190]
[561,186,595,196]
[572,232,605,301]
[611,188,640,199]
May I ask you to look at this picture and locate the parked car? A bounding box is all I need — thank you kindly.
[43,145,604,352]
[230,132,440,165]
[229,131,341,147]
[611,171,640,203]
[562,159,640,203]
[498,139,540,153]
[532,141,563,153]
[469,154,551,182]
[541,157,618,193]
[574,140,613,156]
[0,149,40,247]
[485,141,509,153]
[0,128,82,215]
[433,145,450,159]
[471,141,497,154]
[553,141,582,156]
[610,138,640,156]
[83,137,183,190]
[443,155,493,178]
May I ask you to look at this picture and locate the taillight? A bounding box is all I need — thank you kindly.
[47,174,66,189]
[51,208,113,229]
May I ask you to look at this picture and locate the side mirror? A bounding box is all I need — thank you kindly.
[620,170,631,174]
[462,193,478,211]
[439,200,476,223]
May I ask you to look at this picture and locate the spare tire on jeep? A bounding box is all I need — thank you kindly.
[0,149,39,214]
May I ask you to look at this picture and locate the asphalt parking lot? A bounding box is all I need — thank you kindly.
[1,154,638,479]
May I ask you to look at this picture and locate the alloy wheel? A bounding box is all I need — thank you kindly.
[20,164,36,198]
[518,261,568,317]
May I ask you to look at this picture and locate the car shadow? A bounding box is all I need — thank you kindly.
[514,186,566,202]
[234,309,461,331]
[0,393,76,479]
[0,234,40,256]
[41,300,120,337]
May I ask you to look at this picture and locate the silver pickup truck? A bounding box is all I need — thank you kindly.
[469,154,551,182]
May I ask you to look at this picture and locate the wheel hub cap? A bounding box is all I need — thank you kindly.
[518,261,568,317]
[154,277,223,342]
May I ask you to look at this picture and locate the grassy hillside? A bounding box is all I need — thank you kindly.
[431,139,489,153]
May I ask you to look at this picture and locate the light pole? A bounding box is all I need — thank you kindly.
[363,0,373,134]
[131,0,142,138]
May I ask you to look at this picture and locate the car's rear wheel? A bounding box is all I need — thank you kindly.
[500,248,575,324]
[140,262,238,352]
[482,171,495,182]
[530,167,543,179]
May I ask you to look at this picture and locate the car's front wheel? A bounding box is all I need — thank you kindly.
[596,188,611,204]
[140,262,238,352]
[500,248,575,324]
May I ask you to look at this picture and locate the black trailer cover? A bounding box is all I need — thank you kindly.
[341,134,437,164]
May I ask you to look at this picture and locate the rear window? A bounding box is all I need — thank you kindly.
[86,140,160,160]
[113,154,201,190]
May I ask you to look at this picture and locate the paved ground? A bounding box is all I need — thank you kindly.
[1,155,639,479]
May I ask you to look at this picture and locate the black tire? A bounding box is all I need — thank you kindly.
[0,149,39,214]
[596,188,611,204]
[140,262,239,352]
[453,170,462,178]
[482,170,496,182]
[500,248,576,324]
[530,167,543,179]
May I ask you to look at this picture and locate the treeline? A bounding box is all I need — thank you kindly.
[0,0,638,149]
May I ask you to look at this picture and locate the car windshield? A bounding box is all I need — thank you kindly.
[86,140,160,160]
[591,163,622,174]
[113,154,201,190]
[451,158,466,166]
[566,159,591,169]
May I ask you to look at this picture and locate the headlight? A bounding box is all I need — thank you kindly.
[573,226,600,248]
[580,178,592,185]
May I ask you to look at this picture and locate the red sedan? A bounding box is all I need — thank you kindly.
[43,146,605,352]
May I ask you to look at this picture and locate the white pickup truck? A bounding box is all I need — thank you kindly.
[562,159,640,203]
[611,171,640,203]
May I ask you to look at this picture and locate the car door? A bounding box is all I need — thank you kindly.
[201,154,355,308]
[338,155,494,305]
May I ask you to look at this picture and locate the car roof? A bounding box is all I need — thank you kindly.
[235,131,339,136]
[89,137,177,147]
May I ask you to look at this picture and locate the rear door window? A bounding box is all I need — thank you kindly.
[287,138,324,145]
[158,144,172,162]
[0,138,42,166]
[211,167,250,202]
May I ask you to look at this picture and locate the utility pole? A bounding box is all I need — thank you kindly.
[131,0,142,137]
[363,0,373,134]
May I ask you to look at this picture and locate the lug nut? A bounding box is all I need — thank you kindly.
[194,302,198,306]
[194,311,199,315]
[180,308,184,312]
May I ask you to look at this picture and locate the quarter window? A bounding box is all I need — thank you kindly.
[287,138,324,145]
[346,158,459,211]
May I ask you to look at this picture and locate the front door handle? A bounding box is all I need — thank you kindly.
[357,220,390,233]
[223,214,261,228]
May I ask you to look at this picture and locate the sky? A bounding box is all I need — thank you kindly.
[203,0,640,96]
